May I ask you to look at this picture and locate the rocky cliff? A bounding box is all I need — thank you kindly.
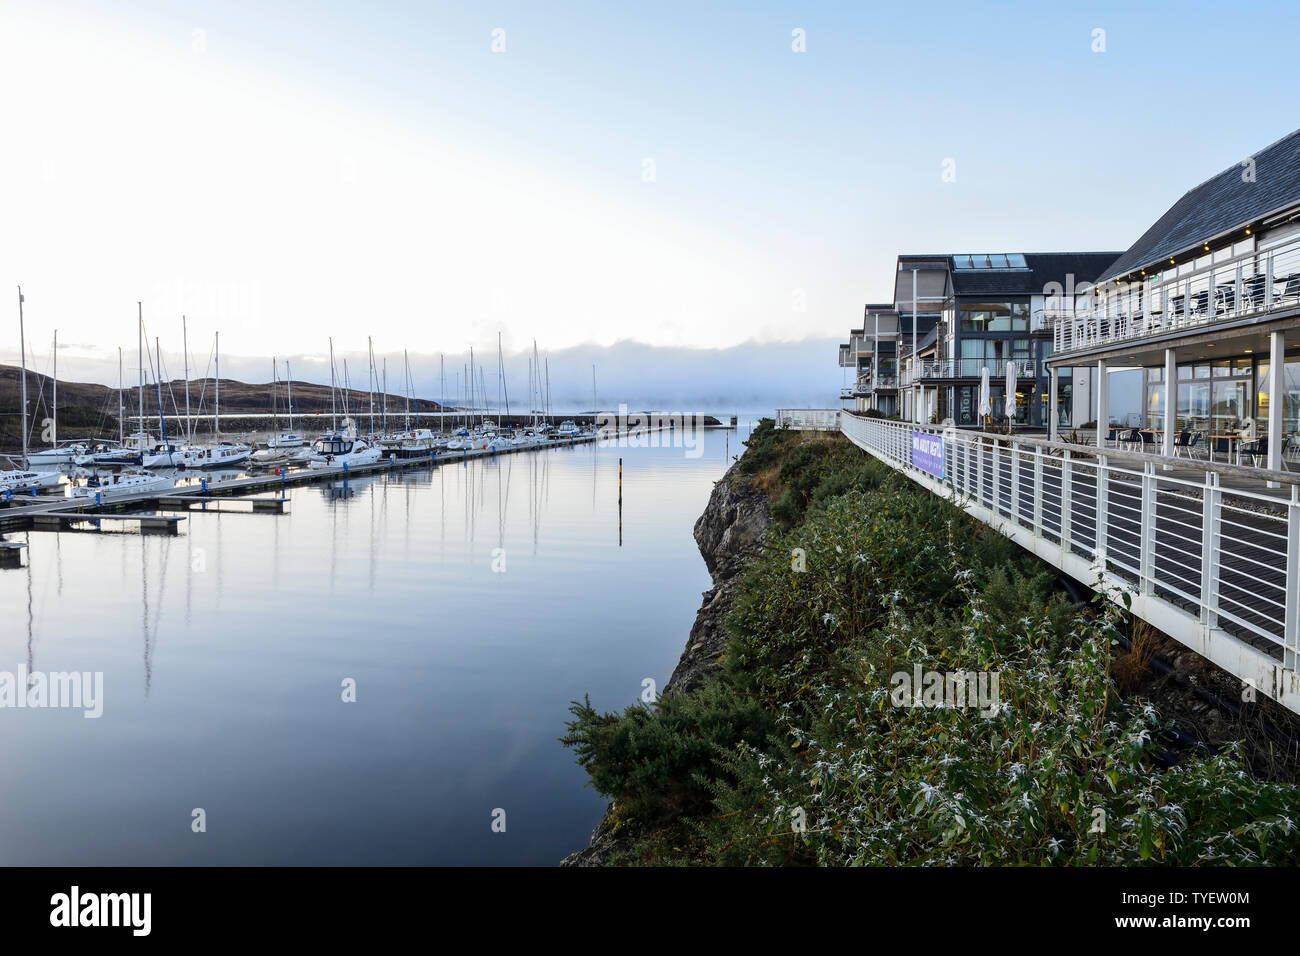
[560,463,771,865]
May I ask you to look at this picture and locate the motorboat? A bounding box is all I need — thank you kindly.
[556,420,581,439]
[70,470,174,500]
[0,469,64,494]
[393,428,439,459]
[306,433,383,470]
[189,441,253,469]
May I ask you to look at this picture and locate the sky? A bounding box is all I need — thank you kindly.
[3,0,1300,408]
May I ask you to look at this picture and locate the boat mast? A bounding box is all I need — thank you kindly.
[545,357,551,424]
[271,356,278,438]
[182,315,191,443]
[497,332,503,429]
[439,353,445,434]
[285,361,295,433]
[404,349,411,431]
[367,336,375,438]
[214,330,220,441]
[137,302,144,443]
[52,329,57,448]
[117,347,124,446]
[328,337,337,431]
[381,355,388,434]
[342,359,350,422]
[17,286,28,469]
[156,336,173,464]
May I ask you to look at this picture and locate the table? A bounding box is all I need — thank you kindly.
[1209,434,1243,464]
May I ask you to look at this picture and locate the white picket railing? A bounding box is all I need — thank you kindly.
[776,408,841,432]
[839,412,1300,712]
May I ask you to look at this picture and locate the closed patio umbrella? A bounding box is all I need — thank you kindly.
[978,367,991,424]
[1005,361,1017,425]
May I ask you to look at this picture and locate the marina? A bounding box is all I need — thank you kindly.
[0,421,745,865]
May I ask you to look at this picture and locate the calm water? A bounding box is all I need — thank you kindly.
[0,425,752,865]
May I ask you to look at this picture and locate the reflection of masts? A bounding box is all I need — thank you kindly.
[25,531,34,678]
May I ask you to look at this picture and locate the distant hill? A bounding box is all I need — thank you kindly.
[0,363,447,449]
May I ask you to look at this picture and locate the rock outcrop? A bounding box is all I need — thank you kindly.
[560,464,771,865]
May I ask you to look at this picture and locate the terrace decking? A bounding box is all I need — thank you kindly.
[800,412,1300,713]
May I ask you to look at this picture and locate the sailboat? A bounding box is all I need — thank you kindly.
[188,331,251,468]
[2,289,62,492]
[253,359,305,463]
[24,330,86,468]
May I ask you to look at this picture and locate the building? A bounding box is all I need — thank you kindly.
[1045,127,1300,472]
[843,251,1121,428]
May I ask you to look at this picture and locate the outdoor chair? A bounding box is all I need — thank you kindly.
[1283,434,1300,466]
[1243,274,1268,310]
[1240,437,1268,468]
[1210,435,1235,463]
[1121,428,1141,450]
[1138,430,1160,452]
[1214,286,1236,315]
[1280,274,1300,303]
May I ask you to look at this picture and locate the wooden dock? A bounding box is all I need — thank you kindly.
[0,430,606,536]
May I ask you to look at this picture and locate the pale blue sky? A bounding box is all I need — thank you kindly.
[2,0,1298,402]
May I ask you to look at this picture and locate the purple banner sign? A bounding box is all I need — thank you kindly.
[910,431,945,479]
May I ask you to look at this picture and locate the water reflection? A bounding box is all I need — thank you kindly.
[0,431,741,864]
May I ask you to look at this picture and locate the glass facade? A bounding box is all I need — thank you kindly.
[958,301,1031,333]
[1142,356,1300,453]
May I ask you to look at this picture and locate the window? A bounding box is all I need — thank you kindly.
[959,302,1012,332]
[1056,371,1073,427]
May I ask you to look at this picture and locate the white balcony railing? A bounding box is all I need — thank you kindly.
[900,359,1037,387]
[838,412,1300,712]
[1046,231,1300,355]
[775,408,841,432]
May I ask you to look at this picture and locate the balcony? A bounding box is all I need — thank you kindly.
[900,359,1037,387]
[839,372,873,400]
[1045,231,1300,356]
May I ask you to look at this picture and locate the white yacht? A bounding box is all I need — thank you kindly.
[265,432,305,449]
[94,431,155,465]
[306,433,382,470]
[26,443,84,467]
[393,428,439,459]
[141,442,202,469]
[190,441,252,469]
[0,469,64,493]
[71,470,174,499]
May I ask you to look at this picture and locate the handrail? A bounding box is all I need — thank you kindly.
[1042,229,1300,355]
[840,411,1297,485]
[838,411,1300,713]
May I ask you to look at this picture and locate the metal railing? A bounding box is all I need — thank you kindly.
[900,359,1038,387]
[776,408,841,432]
[839,412,1300,711]
[1044,231,1300,355]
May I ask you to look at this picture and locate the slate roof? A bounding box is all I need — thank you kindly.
[1099,127,1300,282]
[950,253,1122,295]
